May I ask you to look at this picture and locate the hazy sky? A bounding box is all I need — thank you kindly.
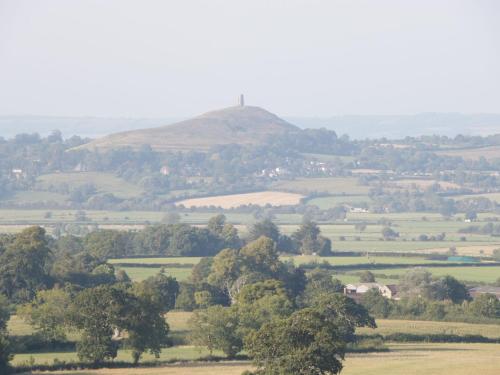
[0,0,499,117]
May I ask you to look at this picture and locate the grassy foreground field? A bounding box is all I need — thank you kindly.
[29,344,500,374]
[13,346,223,366]
[12,312,500,374]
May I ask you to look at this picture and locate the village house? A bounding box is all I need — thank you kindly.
[344,282,399,301]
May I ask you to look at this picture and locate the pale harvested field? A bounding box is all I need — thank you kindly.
[175,191,304,209]
[418,244,500,256]
[32,344,500,375]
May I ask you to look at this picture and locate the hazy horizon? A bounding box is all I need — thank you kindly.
[1,0,499,119]
[3,112,500,140]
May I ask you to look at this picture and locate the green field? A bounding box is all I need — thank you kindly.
[455,192,500,203]
[14,311,500,343]
[26,344,500,374]
[0,209,261,226]
[108,254,500,285]
[7,315,34,336]
[36,172,144,199]
[11,312,500,374]
[307,195,372,209]
[4,191,70,204]
[7,311,192,341]
[271,177,369,195]
[283,255,455,266]
[13,346,223,366]
[109,257,202,265]
[364,266,500,283]
[329,240,498,254]
[114,266,191,282]
[112,255,455,268]
[358,319,500,338]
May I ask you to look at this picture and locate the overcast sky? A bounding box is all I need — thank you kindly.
[0,0,499,118]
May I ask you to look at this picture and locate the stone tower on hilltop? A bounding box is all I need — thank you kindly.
[239,94,245,107]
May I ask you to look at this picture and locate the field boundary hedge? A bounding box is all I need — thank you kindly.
[358,333,500,344]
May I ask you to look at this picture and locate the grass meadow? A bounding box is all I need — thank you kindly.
[11,312,500,374]
[27,344,500,374]
[114,267,192,282]
[36,172,144,199]
[367,266,500,283]
[357,319,500,338]
[271,177,370,195]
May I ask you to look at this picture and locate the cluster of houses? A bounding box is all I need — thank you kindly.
[344,283,500,301]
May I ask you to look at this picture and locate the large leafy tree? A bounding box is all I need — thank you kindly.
[248,219,280,243]
[0,294,12,373]
[69,283,172,364]
[247,293,375,375]
[18,288,71,342]
[235,280,294,341]
[292,220,331,255]
[429,275,470,304]
[207,237,305,303]
[300,269,344,307]
[207,215,240,248]
[119,288,170,364]
[0,226,52,302]
[68,286,124,363]
[83,230,132,260]
[207,248,242,302]
[132,270,179,314]
[188,305,242,358]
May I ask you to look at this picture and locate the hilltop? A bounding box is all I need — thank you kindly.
[72,105,298,152]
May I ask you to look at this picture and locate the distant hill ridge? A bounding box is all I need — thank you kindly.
[72,105,299,152]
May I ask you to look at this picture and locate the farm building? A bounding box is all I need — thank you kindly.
[469,286,500,300]
[344,283,399,300]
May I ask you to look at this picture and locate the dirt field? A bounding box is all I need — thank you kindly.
[175,191,304,209]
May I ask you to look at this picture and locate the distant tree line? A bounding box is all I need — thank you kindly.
[4,129,500,210]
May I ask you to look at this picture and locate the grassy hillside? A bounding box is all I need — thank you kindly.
[72,106,299,152]
[36,172,143,199]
